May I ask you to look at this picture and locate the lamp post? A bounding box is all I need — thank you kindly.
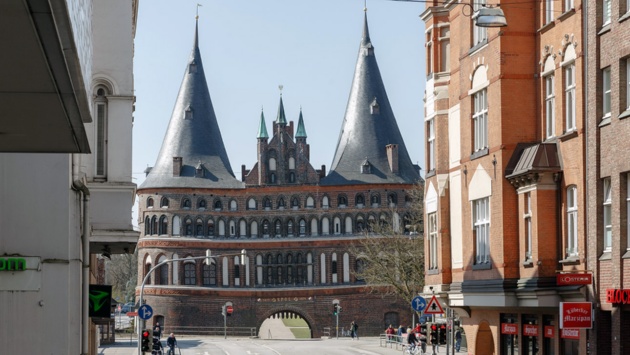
[136,249,246,354]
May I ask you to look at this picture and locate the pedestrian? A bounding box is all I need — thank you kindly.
[385,324,396,343]
[153,322,162,340]
[430,325,439,354]
[350,320,359,340]
[406,327,419,353]
[166,333,177,355]
[151,336,164,355]
[455,328,462,352]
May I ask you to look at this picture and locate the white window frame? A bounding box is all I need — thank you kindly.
[546,0,554,24]
[94,88,108,179]
[473,89,488,152]
[427,118,435,171]
[545,75,556,138]
[565,65,576,131]
[603,0,612,25]
[473,0,488,45]
[603,178,612,252]
[524,193,532,261]
[565,0,574,11]
[567,186,578,257]
[603,67,611,118]
[428,212,438,270]
[626,59,630,110]
[473,197,490,264]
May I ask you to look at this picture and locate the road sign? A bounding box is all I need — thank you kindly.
[127,311,138,317]
[138,304,154,320]
[412,296,428,312]
[424,295,444,315]
[226,305,233,315]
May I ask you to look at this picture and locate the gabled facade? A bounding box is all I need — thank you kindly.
[421,0,586,353]
[136,13,422,337]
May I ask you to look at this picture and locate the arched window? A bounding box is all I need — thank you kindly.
[94,86,109,179]
[250,221,258,237]
[147,197,154,208]
[289,157,295,170]
[183,262,196,285]
[185,218,193,236]
[355,259,366,281]
[160,197,169,208]
[151,216,158,235]
[371,194,380,207]
[275,220,282,236]
[256,254,264,285]
[144,216,150,235]
[247,198,257,210]
[287,220,294,236]
[264,198,272,210]
[196,218,203,236]
[230,200,237,211]
[182,198,191,209]
[263,220,270,236]
[240,219,247,237]
[198,199,207,210]
[289,172,295,183]
[299,219,306,236]
[277,197,285,209]
[310,218,319,236]
[269,157,277,171]
[320,253,326,284]
[334,217,341,235]
[270,173,276,183]
[388,193,397,207]
[345,216,353,234]
[159,215,168,235]
[331,253,338,284]
[322,196,330,208]
[172,216,181,236]
[214,200,222,211]
[234,256,241,286]
[356,216,365,232]
[217,219,225,236]
[203,263,217,286]
[291,197,299,209]
[207,219,214,237]
[338,195,347,207]
[355,194,365,207]
[322,217,330,235]
[306,196,315,208]
[229,220,236,237]
[157,255,168,285]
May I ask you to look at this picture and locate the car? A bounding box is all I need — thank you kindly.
[121,302,135,313]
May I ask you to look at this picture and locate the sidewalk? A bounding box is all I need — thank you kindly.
[97,338,138,355]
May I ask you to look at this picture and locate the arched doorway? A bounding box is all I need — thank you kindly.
[258,310,313,339]
[475,321,495,355]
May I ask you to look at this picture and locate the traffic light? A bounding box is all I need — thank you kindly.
[333,304,341,315]
[141,329,151,352]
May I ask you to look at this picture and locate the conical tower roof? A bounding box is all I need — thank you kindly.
[257,109,269,139]
[140,21,243,189]
[276,94,287,125]
[322,13,419,185]
[295,109,307,138]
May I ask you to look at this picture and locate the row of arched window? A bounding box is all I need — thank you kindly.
[143,251,365,287]
[146,192,409,211]
[144,212,408,238]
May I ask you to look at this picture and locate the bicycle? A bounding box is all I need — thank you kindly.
[404,343,422,355]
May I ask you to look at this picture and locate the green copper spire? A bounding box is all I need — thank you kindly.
[295,108,307,138]
[257,109,269,139]
[276,94,287,125]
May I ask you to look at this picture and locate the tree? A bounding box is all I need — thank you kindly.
[350,181,424,304]
[105,252,138,303]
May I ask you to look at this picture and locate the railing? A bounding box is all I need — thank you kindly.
[379,333,407,351]
[164,326,257,337]
[322,327,331,338]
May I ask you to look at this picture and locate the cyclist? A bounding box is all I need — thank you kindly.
[406,327,419,354]
[166,333,177,355]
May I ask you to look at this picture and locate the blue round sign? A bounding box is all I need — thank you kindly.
[138,304,154,320]
[412,296,427,312]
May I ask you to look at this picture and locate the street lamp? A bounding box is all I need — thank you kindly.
[391,0,508,27]
[136,249,246,354]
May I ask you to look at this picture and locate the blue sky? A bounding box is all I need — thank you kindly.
[132,0,427,191]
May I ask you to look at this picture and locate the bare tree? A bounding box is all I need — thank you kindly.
[105,252,138,303]
[350,181,424,304]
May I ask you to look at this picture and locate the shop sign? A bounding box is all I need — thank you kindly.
[501,323,518,335]
[0,256,41,291]
[560,302,592,329]
[557,273,592,285]
[544,326,555,338]
[560,328,580,340]
[523,324,538,337]
[606,289,630,304]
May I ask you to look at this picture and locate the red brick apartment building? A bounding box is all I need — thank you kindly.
[421,0,588,353]
[585,0,630,352]
[136,16,422,337]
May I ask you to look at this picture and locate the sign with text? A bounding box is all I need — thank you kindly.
[501,323,518,335]
[560,328,580,340]
[606,289,630,304]
[560,302,592,329]
[544,326,555,338]
[523,324,539,337]
[0,256,41,291]
[557,273,592,286]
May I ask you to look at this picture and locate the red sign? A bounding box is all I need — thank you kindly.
[606,289,630,304]
[560,302,592,329]
[523,324,539,337]
[544,326,555,338]
[226,305,233,315]
[424,295,445,315]
[557,273,592,286]
[501,323,518,335]
[127,311,138,317]
[560,328,580,340]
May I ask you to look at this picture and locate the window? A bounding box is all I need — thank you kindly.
[338,195,347,207]
[291,197,299,209]
[426,30,433,75]
[184,262,196,285]
[299,219,306,236]
[160,197,169,208]
[371,194,380,207]
[603,0,612,25]
[247,198,257,210]
[158,263,168,285]
[185,218,193,236]
[567,186,578,257]
[356,194,365,207]
[289,157,295,170]
[203,263,217,286]
[473,197,490,264]
[306,196,315,208]
[287,220,294,236]
[626,59,630,110]
[198,199,206,210]
[94,87,108,179]
[214,200,222,211]
[182,198,191,209]
[151,216,157,235]
[196,218,203,236]
[159,215,168,235]
[428,212,438,270]
[473,0,488,45]
[147,197,154,208]
[322,196,330,208]
[207,220,214,236]
[524,193,532,261]
[439,27,450,72]
[565,0,574,11]
[603,67,611,118]
[269,157,277,171]
[427,118,435,171]
[545,0,554,24]
[275,220,282,236]
[603,178,612,252]
[230,200,237,211]
[545,75,555,138]
[473,89,488,152]
[565,65,576,131]
[264,198,272,209]
[627,174,630,250]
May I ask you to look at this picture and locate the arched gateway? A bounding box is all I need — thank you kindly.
[258,307,316,339]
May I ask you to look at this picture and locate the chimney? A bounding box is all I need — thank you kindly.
[173,157,182,176]
[386,144,399,174]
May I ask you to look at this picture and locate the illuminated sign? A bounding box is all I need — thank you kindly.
[0,257,26,271]
[501,323,518,335]
[557,273,592,286]
[606,289,630,304]
[560,302,592,329]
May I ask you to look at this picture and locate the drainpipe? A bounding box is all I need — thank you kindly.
[72,164,90,355]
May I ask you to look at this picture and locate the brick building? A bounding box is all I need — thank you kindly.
[421,0,587,353]
[136,15,422,337]
[585,0,630,353]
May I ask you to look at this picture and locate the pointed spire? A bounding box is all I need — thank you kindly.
[276,92,287,126]
[323,12,419,185]
[295,108,307,138]
[140,20,242,189]
[257,108,269,139]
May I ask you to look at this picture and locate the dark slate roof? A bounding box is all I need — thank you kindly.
[276,95,287,125]
[505,142,562,178]
[140,21,244,189]
[295,109,307,138]
[257,109,269,139]
[321,13,419,186]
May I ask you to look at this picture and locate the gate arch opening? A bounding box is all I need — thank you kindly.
[258,310,313,339]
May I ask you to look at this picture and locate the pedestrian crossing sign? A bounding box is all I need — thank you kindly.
[424,295,444,314]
